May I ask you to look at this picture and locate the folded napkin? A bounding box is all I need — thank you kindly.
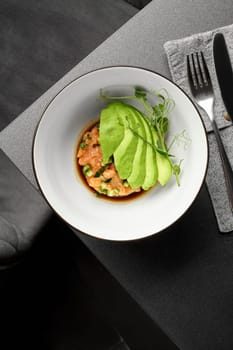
[164,24,233,233]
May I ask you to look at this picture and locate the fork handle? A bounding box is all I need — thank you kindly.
[211,119,233,211]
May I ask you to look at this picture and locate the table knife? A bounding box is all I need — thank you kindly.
[213,32,233,120]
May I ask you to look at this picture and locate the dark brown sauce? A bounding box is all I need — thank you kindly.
[74,119,151,202]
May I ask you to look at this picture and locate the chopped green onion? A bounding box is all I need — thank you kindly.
[99,182,110,196]
[80,141,87,149]
[82,164,92,177]
[109,188,120,197]
[99,188,108,195]
[94,166,106,178]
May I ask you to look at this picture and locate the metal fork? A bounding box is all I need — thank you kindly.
[187,51,233,211]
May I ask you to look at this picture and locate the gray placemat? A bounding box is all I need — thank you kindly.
[164,24,233,233]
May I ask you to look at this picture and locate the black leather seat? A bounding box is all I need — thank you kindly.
[0,0,140,267]
[0,0,151,265]
[0,150,52,268]
[0,2,150,348]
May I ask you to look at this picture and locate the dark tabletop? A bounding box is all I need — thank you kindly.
[1,1,233,349]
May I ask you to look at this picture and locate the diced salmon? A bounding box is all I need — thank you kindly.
[77,125,141,197]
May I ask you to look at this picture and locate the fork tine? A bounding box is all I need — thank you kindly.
[187,51,212,91]
[191,53,199,88]
[199,51,211,86]
[187,54,192,83]
[195,52,205,87]
[187,54,197,90]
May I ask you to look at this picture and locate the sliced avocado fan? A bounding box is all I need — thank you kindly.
[99,101,172,189]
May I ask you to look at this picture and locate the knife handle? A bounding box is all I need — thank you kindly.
[211,119,233,212]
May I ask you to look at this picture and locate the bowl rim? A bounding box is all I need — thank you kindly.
[32,65,209,241]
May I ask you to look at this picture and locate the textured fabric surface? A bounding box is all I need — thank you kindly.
[164,24,233,232]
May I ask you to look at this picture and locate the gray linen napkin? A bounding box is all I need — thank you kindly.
[164,24,233,233]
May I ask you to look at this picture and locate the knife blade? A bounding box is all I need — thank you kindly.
[213,32,233,120]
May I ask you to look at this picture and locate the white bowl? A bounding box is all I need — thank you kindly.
[33,66,208,241]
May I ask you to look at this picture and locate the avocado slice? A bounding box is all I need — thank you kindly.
[138,113,158,190]
[156,152,173,186]
[99,102,125,164]
[150,127,172,186]
[112,102,158,190]
[113,107,139,179]
[127,109,147,189]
